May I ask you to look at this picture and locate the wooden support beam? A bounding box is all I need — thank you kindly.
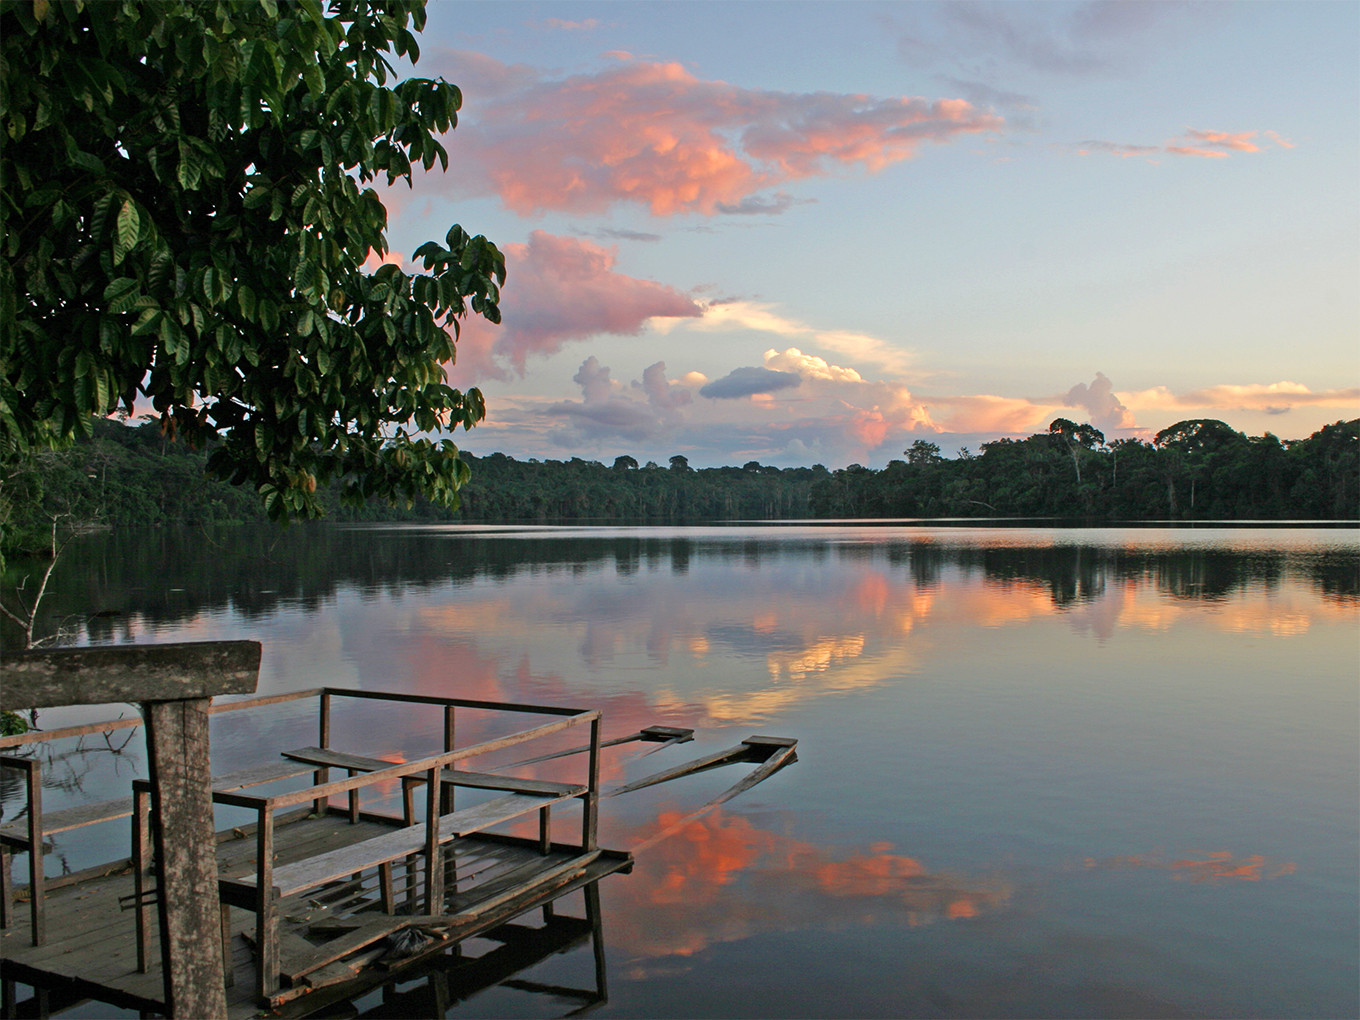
[0,641,262,1020]
[143,698,230,1018]
[0,640,260,709]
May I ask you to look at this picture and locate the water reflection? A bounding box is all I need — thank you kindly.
[7,523,1356,1019]
[607,808,1012,963]
[17,524,1355,651]
[1083,850,1297,884]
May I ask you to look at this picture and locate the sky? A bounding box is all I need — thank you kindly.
[370,0,1360,468]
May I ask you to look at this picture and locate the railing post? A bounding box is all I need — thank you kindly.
[22,756,44,945]
[314,691,332,817]
[254,803,278,1001]
[582,715,600,852]
[422,765,444,912]
[441,705,456,814]
[133,780,152,971]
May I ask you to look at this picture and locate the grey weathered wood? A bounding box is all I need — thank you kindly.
[0,715,142,751]
[0,796,135,844]
[742,735,799,750]
[143,697,229,1019]
[0,760,310,851]
[505,724,690,767]
[212,712,596,818]
[604,742,750,797]
[0,755,43,943]
[239,790,572,898]
[411,849,603,926]
[281,747,586,796]
[0,640,269,1016]
[211,759,315,792]
[279,851,601,986]
[709,745,798,805]
[0,640,261,709]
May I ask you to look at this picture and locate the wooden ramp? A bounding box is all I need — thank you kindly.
[1,812,630,1018]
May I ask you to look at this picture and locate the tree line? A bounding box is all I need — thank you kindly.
[2,416,1354,555]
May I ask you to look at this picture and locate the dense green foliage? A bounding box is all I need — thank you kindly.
[1,0,502,525]
[3,418,1354,551]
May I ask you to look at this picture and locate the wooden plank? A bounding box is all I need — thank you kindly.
[281,747,587,796]
[441,771,584,797]
[244,713,596,814]
[0,715,141,751]
[207,688,322,715]
[280,852,597,985]
[604,743,751,797]
[261,852,631,1020]
[281,747,390,771]
[505,728,653,767]
[0,640,261,709]
[278,917,405,983]
[641,726,696,741]
[212,759,314,792]
[710,745,798,805]
[0,760,311,849]
[320,687,591,717]
[0,796,134,844]
[299,946,388,992]
[413,850,602,925]
[246,791,567,898]
[742,735,799,751]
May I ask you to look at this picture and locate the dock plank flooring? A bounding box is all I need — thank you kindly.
[2,812,627,1019]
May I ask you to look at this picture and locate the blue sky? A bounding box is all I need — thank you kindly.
[373,1,1359,467]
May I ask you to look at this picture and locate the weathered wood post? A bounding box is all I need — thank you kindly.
[1,640,261,1020]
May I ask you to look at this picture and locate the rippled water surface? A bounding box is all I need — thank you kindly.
[8,523,1358,1018]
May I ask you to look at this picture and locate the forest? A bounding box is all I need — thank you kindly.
[2,416,1356,553]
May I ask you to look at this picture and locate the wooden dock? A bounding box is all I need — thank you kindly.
[1,682,630,1018]
[2,812,628,1018]
[1,661,795,1019]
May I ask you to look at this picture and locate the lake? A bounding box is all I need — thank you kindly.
[6,522,1358,1018]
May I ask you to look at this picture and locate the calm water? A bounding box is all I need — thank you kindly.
[7,523,1359,1018]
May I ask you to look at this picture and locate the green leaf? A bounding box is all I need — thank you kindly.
[114,199,140,264]
[177,139,202,189]
[103,278,139,314]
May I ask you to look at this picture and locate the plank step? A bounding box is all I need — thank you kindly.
[234,790,575,899]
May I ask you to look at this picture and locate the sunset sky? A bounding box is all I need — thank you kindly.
[373,1,1359,468]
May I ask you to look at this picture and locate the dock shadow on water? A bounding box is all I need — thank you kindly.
[3,521,1357,1018]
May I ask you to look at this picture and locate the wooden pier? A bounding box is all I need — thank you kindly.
[2,813,627,1018]
[1,644,796,1019]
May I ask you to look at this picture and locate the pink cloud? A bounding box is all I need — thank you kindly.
[926,394,1056,436]
[1165,146,1230,159]
[1077,140,1159,159]
[436,53,1003,216]
[1182,128,1260,152]
[1124,381,1360,413]
[361,249,407,272]
[1080,127,1290,161]
[451,231,702,383]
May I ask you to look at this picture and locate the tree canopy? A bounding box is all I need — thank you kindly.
[10,417,1354,535]
[0,0,504,521]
